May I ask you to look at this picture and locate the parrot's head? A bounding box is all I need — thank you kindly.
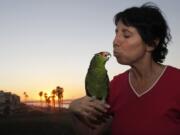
[96,52,111,62]
[90,51,111,68]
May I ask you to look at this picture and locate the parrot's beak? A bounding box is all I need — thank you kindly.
[105,52,111,61]
[107,53,111,58]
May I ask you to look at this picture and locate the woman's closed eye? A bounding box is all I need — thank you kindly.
[123,31,132,38]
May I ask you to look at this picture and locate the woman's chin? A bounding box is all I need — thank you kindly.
[116,58,129,65]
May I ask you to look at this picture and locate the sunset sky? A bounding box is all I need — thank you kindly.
[0,0,180,101]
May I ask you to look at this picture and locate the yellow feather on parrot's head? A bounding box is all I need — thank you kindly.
[96,51,111,61]
[90,52,111,68]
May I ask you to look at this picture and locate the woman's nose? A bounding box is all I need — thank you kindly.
[113,35,120,48]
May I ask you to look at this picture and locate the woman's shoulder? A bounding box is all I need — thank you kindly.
[166,65,180,74]
[111,69,129,82]
[165,65,180,80]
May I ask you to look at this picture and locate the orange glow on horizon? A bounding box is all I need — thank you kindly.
[5,87,86,102]
[1,77,87,102]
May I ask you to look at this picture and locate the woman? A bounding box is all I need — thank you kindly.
[70,3,180,135]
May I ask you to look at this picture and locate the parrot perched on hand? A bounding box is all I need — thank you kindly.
[85,51,111,102]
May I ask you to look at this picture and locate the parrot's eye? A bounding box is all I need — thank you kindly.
[104,54,107,57]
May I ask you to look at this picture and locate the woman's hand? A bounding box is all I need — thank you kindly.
[69,96,110,128]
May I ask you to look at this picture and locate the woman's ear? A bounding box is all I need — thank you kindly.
[154,38,160,46]
[146,45,155,52]
[146,39,160,52]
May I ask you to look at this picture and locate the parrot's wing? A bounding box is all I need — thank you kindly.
[85,69,97,97]
[85,67,109,99]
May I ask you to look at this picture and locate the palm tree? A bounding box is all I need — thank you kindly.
[23,92,28,102]
[44,92,47,99]
[44,92,48,106]
[46,96,51,109]
[55,86,64,109]
[44,93,51,109]
[51,89,56,109]
[39,91,43,107]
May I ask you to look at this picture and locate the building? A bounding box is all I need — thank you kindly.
[0,90,20,116]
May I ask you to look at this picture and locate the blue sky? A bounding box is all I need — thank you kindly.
[0,0,180,100]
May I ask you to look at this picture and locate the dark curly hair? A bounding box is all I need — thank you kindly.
[114,2,172,63]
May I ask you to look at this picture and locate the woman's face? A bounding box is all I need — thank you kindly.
[113,21,148,65]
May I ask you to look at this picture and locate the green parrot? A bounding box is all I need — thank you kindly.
[85,51,111,102]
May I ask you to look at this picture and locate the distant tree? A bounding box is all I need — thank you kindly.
[44,92,47,99]
[46,96,51,109]
[44,92,48,105]
[55,86,64,109]
[51,89,56,109]
[23,92,28,102]
[44,93,51,109]
[38,91,43,107]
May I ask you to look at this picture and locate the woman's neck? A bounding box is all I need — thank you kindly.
[130,60,164,81]
[129,61,166,95]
